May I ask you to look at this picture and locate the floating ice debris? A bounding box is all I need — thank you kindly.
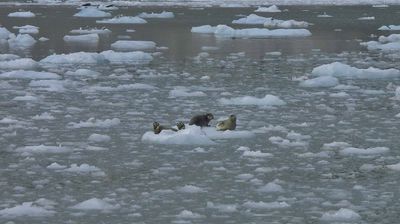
[111,40,156,51]
[373,4,389,7]
[232,14,309,28]
[138,11,175,18]
[255,5,281,13]
[88,133,111,142]
[387,162,400,171]
[339,147,389,156]
[242,150,273,158]
[177,185,205,193]
[0,54,20,61]
[63,33,99,45]
[361,34,400,52]
[39,37,49,42]
[15,145,72,154]
[74,8,111,17]
[192,25,311,38]
[32,112,55,120]
[219,94,286,106]
[64,164,105,176]
[169,87,206,98]
[8,11,36,18]
[86,83,156,92]
[70,28,112,35]
[299,76,339,88]
[357,16,375,20]
[46,162,67,170]
[96,16,147,24]
[68,118,120,128]
[0,58,38,70]
[317,12,332,18]
[98,4,119,10]
[8,34,36,49]
[243,201,290,209]
[311,62,400,79]
[202,127,255,139]
[0,27,12,39]
[176,210,204,219]
[13,25,39,34]
[13,95,38,101]
[65,68,100,78]
[395,87,400,100]
[206,202,238,213]
[29,80,66,92]
[0,70,61,80]
[71,198,119,210]
[142,125,216,145]
[0,202,55,217]
[257,182,284,193]
[320,208,361,222]
[40,51,153,65]
[378,25,400,30]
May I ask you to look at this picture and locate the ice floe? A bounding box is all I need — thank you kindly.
[357,16,375,20]
[0,27,12,39]
[138,11,175,18]
[111,40,156,51]
[8,34,36,49]
[254,5,281,13]
[300,76,339,88]
[88,133,111,142]
[243,201,290,209]
[257,182,284,193]
[176,210,204,219]
[320,208,361,222]
[191,25,311,38]
[15,145,72,154]
[65,68,100,78]
[169,87,206,98]
[177,185,205,193]
[96,16,147,24]
[40,51,153,65]
[74,7,111,17]
[0,201,55,217]
[64,164,105,176]
[219,94,286,106]
[13,25,39,34]
[0,58,38,70]
[71,198,119,210]
[29,80,66,92]
[8,11,36,18]
[378,25,400,30]
[361,34,400,52]
[232,14,309,28]
[311,62,400,79]
[86,83,156,92]
[70,28,112,35]
[32,112,55,120]
[63,33,99,45]
[0,70,60,79]
[339,147,389,156]
[68,118,120,128]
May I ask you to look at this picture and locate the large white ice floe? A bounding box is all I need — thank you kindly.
[0,27,13,40]
[254,5,282,13]
[219,94,286,106]
[311,62,400,79]
[40,50,153,65]
[192,25,311,38]
[71,198,119,210]
[0,70,60,79]
[320,208,361,222]
[70,28,112,35]
[0,201,55,217]
[361,34,400,52]
[142,125,254,145]
[0,58,38,70]
[232,14,309,28]
[111,40,156,51]
[13,25,39,34]
[300,76,339,88]
[8,34,36,49]
[63,33,99,45]
[8,11,36,18]
[138,11,175,18]
[378,25,400,31]
[96,16,147,24]
[74,7,111,17]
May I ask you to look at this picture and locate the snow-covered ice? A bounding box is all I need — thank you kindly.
[8,11,36,18]
[74,8,111,17]
[254,5,282,13]
[111,40,156,51]
[63,33,99,45]
[232,14,309,28]
[138,11,174,18]
[96,16,147,24]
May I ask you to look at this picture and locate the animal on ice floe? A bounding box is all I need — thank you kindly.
[153,121,185,134]
[189,113,214,127]
[216,114,236,131]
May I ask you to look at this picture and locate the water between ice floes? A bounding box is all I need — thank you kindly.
[0,4,400,224]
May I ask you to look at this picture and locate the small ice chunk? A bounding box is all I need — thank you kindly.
[300,76,339,88]
[0,58,38,70]
[71,198,119,210]
[378,25,400,31]
[0,27,12,39]
[74,8,111,18]
[254,5,281,13]
[15,145,71,154]
[257,182,284,193]
[96,16,147,24]
[111,40,156,51]
[320,208,361,222]
[70,28,112,35]
[0,202,54,217]
[88,133,111,142]
[65,68,100,78]
[358,16,375,20]
[29,80,66,92]
[32,112,55,120]
[64,164,105,176]
[317,12,333,18]
[243,201,289,209]
[219,94,286,106]
[63,34,99,45]
[169,87,206,98]
[138,11,174,19]
[177,185,205,193]
[176,210,203,219]
[339,147,389,156]
[0,70,60,80]
[68,118,120,128]
[8,11,36,18]
[46,162,67,170]
[8,34,36,49]
[13,25,39,34]
[387,162,400,171]
[242,150,272,158]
